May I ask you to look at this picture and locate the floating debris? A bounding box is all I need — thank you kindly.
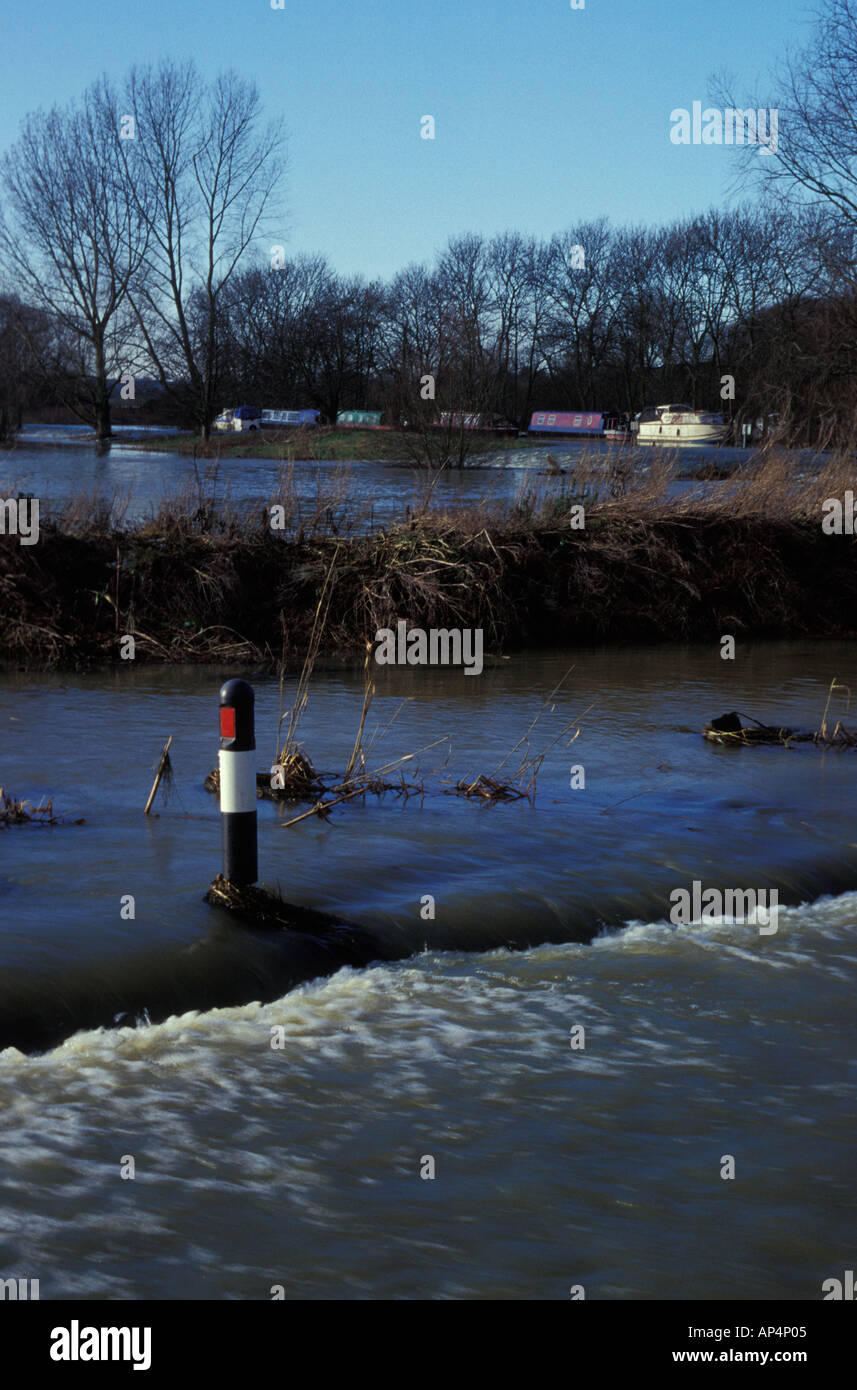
[447,774,528,803]
[203,873,379,966]
[278,769,421,828]
[205,748,326,802]
[703,710,856,748]
[144,735,174,814]
[205,873,313,926]
[204,664,588,816]
[0,788,61,826]
[447,668,590,803]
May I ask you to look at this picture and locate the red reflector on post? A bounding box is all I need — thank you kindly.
[220,706,236,739]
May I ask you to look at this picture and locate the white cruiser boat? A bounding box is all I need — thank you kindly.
[635,404,727,446]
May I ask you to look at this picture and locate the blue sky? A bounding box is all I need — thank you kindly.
[1,0,812,280]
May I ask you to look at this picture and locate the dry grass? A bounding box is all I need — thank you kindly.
[448,669,590,803]
[134,460,375,543]
[488,446,857,528]
[447,774,529,803]
[203,873,379,968]
[276,549,338,765]
[0,788,59,826]
[205,873,300,925]
[22,443,857,540]
[2,446,856,668]
[703,678,857,748]
[208,671,590,825]
[204,758,326,802]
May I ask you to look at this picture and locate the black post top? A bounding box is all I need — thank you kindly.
[219,678,256,750]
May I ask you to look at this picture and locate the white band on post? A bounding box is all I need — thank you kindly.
[219,749,258,814]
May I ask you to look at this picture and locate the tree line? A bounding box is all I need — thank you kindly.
[213,206,857,446]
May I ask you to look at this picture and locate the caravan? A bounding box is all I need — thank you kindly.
[213,406,320,432]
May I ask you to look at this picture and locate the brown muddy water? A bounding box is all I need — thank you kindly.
[0,643,854,1298]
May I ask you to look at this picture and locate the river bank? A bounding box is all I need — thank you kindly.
[2,452,855,668]
[40,426,534,463]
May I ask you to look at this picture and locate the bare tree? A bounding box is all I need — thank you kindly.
[609,226,663,409]
[301,273,386,424]
[484,232,551,427]
[714,1,857,229]
[0,296,55,440]
[0,79,146,438]
[382,254,503,471]
[542,221,622,409]
[220,253,331,404]
[118,61,286,437]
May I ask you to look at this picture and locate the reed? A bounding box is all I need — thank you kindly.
[703,681,857,747]
[0,789,59,825]
[2,447,855,668]
[450,669,591,803]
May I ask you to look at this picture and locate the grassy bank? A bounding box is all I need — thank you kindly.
[131,427,532,462]
[1,453,855,668]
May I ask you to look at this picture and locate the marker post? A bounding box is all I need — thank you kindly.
[218,679,258,885]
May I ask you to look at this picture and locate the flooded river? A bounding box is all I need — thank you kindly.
[0,425,813,531]
[1,643,854,1298]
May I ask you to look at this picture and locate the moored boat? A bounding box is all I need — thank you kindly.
[528,410,604,436]
[337,409,385,428]
[603,412,632,442]
[636,403,727,446]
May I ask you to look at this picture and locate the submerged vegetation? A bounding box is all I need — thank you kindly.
[0,789,60,825]
[704,681,857,748]
[1,450,856,670]
[203,626,583,819]
[203,875,381,968]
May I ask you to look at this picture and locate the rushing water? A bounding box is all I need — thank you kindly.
[1,644,855,1298]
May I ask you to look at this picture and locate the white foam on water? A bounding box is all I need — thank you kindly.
[591,889,857,959]
[0,890,852,1095]
[0,891,852,1299]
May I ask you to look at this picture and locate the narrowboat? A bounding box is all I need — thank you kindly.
[528,410,604,436]
[337,410,384,428]
[434,412,517,434]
